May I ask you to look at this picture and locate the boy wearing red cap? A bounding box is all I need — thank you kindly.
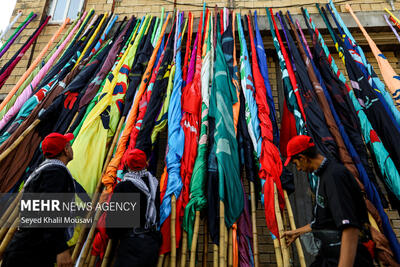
[3,133,75,267]
[282,135,373,267]
[106,148,161,267]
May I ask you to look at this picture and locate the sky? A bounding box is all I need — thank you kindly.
[0,0,17,36]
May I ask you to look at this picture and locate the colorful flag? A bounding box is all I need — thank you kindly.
[327,2,400,129]
[183,11,211,248]
[347,4,400,113]
[253,11,279,146]
[0,12,85,121]
[211,17,243,228]
[0,12,36,59]
[176,10,205,249]
[302,8,400,262]
[0,60,87,193]
[159,12,185,254]
[67,15,149,196]
[0,16,49,88]
[281,12,360,181]
[247,13,283,238]
[384,14,400,44]
[101,14,170,198]
[236,13,261,159]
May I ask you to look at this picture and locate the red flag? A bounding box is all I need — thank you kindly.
[247,14,284,238]
[279,99,297,157]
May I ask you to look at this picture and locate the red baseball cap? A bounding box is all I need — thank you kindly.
[42,132,74,158]
[284,135,315,166]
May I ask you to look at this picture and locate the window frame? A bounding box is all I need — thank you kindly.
[48,0,84,24]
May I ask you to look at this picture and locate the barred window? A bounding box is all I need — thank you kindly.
[48,0,84,23]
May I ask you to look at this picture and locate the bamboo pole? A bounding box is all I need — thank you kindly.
[84,241,96,266]
[66,112,79,133]
[180,231,188,266]
[249,181,259,267]
[189,211,201,267]
[219,201,225,267]
[88,254,96,267]
[228,228,233,267]
[164,254,170,267]
[171,195,177,267]
[72,116,125,262]
[203,221,208,267]
[0,217,19,259]
[0,205,19,241]
[157,254,165,267]
[78,210,102,267]
[274,183,290,267]
[213,244,218,267]
[0,119,40,163]
[284,191,306,267]
[224,225,228,265]
[213,246,221,267]
[100,239,113,267]
[273,238,283,267]
[0,192,21,228]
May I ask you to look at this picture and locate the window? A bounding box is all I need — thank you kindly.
[48,0,84,23]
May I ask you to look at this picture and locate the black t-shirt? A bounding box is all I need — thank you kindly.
[310,159,368,231]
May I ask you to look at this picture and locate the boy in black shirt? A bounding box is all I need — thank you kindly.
[3,133,75,267]
[106,148,161,267]
[282,135,373,267]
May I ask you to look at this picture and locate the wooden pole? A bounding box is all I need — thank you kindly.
[224,225,228,265]
[249,181,259,267]
[219,200,225,267]
[171,194,177,267]
[284,191,306,267]
[66,112,79,133]
[213,244,218,267]
[189,211,201,267]
[0,192,21,228]
[164,254,170,267]
[157,254,165,267]
[228,227,233,267]
[203,220,208,267]
[72,223,89,261]
[0,205,19,241]
[274,183,290,267]
[77,209,102,267]
[88,254,96,267]
[180,231,188,266]
[0,217,19,259]
[72,116,125,262]
[100,239,113,267]
[273,238,283,267]
[0,119,40,163]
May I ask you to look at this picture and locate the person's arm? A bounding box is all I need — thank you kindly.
[338,227,359,267]
[282,223,312,246]
[56,249,73,267]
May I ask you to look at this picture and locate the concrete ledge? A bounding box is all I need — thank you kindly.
[167,10,398,31]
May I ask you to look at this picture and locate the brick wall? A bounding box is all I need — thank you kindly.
[1,0,400,266]
[2,0,400,94]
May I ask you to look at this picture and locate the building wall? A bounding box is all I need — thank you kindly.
[1,0,400,266]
